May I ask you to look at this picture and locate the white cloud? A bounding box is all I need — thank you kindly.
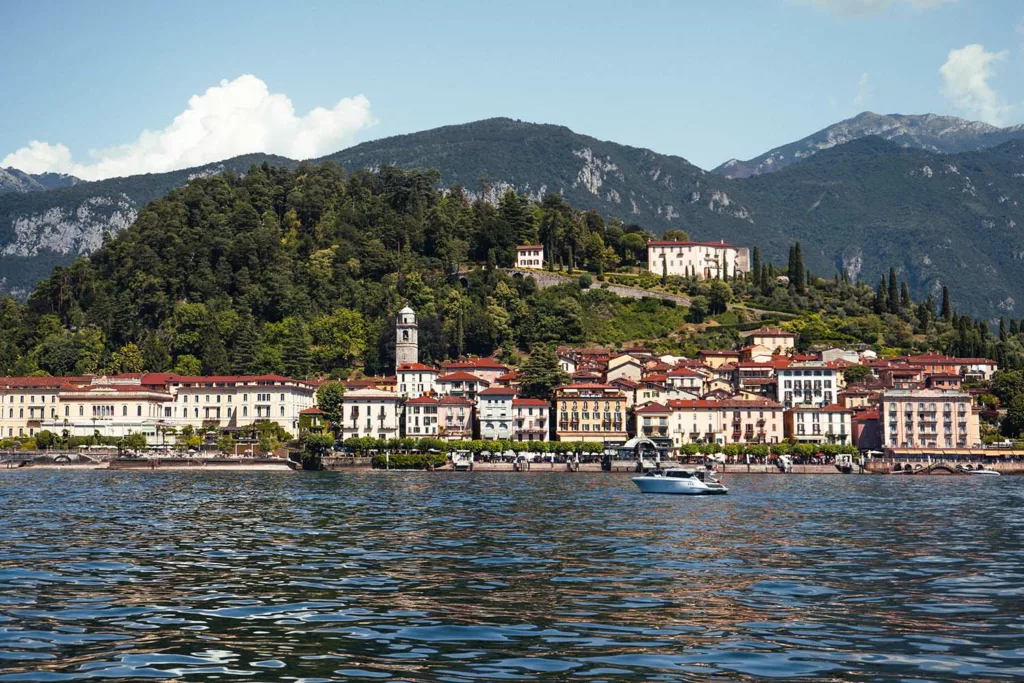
[2,75,376,181]
[939,44,1012,125]
[797,0,956,15]
[853,72,872,107]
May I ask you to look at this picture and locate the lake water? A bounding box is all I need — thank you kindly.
[0,471,1022,682]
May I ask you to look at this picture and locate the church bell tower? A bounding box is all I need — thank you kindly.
[395,306,418,369]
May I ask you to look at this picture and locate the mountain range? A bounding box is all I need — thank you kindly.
[1,112,1023,319]
[0,167,83,194]
[712,111,1024,179]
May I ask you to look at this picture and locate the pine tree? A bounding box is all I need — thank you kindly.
[751,247,761,286]
[887,267,900,314]
[941,286,952,320]
[519,345,570,400]
[230,316,260,374]
[900,281,911,312]
[283,325,313,379]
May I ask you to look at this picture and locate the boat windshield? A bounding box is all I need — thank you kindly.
[664,470,693,478]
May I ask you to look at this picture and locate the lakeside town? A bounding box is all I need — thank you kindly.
[3,238,1015,472]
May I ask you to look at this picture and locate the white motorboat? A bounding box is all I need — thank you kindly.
[632,468,729,495]
[967,468,1000,476]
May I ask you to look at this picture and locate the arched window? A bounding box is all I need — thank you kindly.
[402,330,409,341]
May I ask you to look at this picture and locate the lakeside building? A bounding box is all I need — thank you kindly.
[403,396,439,436]
[396,362,439,399]
[663,398,784,447]
[512,397,550,441]
[434,372,489,399]
[880,389,980,449]
[777,363,838,408]
[515,244,544,269]
[338,388,401,441]
[3,373,317,443]
[646,240,750,280]
[477,386,516,440]
[784,405,853,445]
[439,395,474,441]
[554,384,627,442]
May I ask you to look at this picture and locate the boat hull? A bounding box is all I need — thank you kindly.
[632,477,728,495]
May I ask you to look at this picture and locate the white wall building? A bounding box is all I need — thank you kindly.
[785,405,853,445]
[777,363,838,408]
[646,240,749,280]
[476,387,516,440]
[516,244,544,269]
[339,388,401,441]
[512,398,550,441]
[397,362,439,399]
[395,306,418,370]
[403,396,439,436]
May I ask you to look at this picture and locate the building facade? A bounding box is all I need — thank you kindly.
[476,386,516,440]
[516,244,544,268]
[396,362,439,399]
[664,398,784,447]
[438,396,474,441]
[339,388,401,441]
[881,389,979,449]
[554,384,627,442]
[784,405,853,445]
[777,363,838,408]
[403,396,439,436]
[511,398,550,441]
[646,240,749,280]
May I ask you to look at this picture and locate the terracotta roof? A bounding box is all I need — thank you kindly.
[557,383,616,390]
[667,368,702,377]
[443,357,509,370]
[635,402,670,413]
[667,398,783,410]
[478,387,517,396]
[397,363,439,372]
[439,395,475,406]
[609,378,639,388]
[512,398,549,407]
[699,349,740,356]
[751,328,798,337]
[437,371,489,383]
[516,244,543,250]
[0,375,93,388]
[647,239,737,248]
[173,374,307,385]
[853,411,880,421]
[300,407,325,415]
[406,395,439,405]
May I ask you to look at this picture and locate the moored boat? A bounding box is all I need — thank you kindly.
[632,468,729,495]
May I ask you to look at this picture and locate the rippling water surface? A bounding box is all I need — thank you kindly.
[0,471,1022,682]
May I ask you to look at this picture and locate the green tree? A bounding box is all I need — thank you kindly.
[109,342,144,374]
[887,267,900,314]
[316,381,346,433]
[1001,393,1024,437]
[662,229,689,241]
[843,364,872,385]
[174,354,202,375]
[708,281,732,315]
[518,345,569,400]
[941,285,952,320]
[751,247,761,286]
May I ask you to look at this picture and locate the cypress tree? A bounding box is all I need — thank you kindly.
[793,243,806,294]
[751,247,761,286]
[760,264,772,297]
[661,256,667,285]
[887,267,900,313]
[941,286,952,320]
[567,246,574,275]
[1012,318,1021,336]
[787,244,796,282]
[900,281,911,311]
[999,316,1007,342]
[874,275,888,315]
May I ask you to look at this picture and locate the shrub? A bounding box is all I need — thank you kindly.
[578,274,593,289]
[371,453,448,469]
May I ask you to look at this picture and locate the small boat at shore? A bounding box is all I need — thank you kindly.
[967,468,1001,476]
[632,468,729,495]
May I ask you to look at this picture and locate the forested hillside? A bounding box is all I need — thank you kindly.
[3,163,1024,381]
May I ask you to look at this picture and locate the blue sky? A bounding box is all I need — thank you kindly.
[1,0,1022,178]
